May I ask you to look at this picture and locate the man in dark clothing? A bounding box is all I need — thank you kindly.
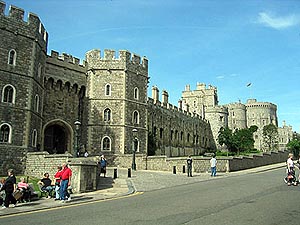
[187,155,193,177]
[38,173,54,197]
[1,169,17,208]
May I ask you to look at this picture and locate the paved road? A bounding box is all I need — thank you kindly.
[1,166,299,225]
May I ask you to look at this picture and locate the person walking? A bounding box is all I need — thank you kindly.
[60,163,72,203]
[54,166,62,200]
[1,169,17,208]
[187,155,193,177]
[210,155,217,177]
[99,155,107,177]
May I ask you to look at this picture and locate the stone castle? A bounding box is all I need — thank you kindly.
[0,2,293,174]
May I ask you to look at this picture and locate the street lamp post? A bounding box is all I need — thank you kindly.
[132,128,138,170]
[74,120,81,157]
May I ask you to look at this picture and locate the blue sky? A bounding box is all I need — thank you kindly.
[4,0,300,131]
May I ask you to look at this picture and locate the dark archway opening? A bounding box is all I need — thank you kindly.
[44,124,68,154]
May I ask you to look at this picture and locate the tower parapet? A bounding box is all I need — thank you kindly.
[85,49,148,76]
[0,1,48,51]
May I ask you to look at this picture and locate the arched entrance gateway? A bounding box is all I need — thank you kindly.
[43,121,72,154]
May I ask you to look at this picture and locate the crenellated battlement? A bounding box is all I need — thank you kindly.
[49,50,84,67]
[85,49,148,74]
[0,1,48,49]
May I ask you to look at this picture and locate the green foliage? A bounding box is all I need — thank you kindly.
[217,126,257,154]
[262,124,279,151]
[287,138,300,157]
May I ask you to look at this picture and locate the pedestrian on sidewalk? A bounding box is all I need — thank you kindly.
[187,155,193,177]
[60,163,72,202]
[210,155,217,177]
[99,155,107,177]
[1,169,17,209]
[54,166,62,200]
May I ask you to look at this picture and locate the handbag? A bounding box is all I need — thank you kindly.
[13,190,23,200]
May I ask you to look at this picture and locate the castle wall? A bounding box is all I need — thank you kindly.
[0,2,47,171]
[246,99,278,150]
[85,49,148,156]
[227,102,247,130]
[148,96,215,156]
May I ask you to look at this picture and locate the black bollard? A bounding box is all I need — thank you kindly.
[128,168,131,178]
[113,168,118,179]
[183,165,185,173]
[173,166,176,174]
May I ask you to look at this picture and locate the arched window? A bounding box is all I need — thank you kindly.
[103,108,111,122]
[8,49,16,65]
[133,138,140,153]
[37,64,43,78]
[35,95,39,112]
[2,85,15,104]
[0,123,11,143]
[102,136,111,151]
[32,129,37,147]
[134,87,139,100]
[133,111,139,124]
[105,84,111,96]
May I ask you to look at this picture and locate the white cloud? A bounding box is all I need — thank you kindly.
[216,75,225,79]
[257,12,300,30]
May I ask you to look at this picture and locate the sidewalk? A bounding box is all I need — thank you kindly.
[0,162,286,217]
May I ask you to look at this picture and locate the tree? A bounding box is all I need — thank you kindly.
[217,127,234,152]
[232,126,257,154]
[218,126,258,154]
[262,124,279,151]
[287,137,300,157]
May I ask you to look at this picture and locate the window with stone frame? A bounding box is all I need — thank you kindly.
[2,85,15,104]
[102,137,111,151]
[37,64,43,78]
[134,87,139,100]
[0,123,11,143]
[105,84,111,96]
[32,129,37,147]
[133,111,139,124]
[8,49,17,65]
[103,108,111,122]
[35,95,40,112]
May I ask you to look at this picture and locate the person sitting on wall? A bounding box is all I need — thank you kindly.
[38,173,54,198]
[17,177,30,202]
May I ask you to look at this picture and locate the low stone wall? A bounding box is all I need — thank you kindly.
[116,150,289,173]
[24,150,288,193]
[25,152,98,193]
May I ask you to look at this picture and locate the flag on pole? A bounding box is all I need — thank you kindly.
[246,82,252,87]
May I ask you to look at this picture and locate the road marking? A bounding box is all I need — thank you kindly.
[0,192,144,219]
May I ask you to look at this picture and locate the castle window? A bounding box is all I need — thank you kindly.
[0,123,11,143]
[187,133,190,142]
[105,84,111,96]
[159,128,163,139]
[37,64,43,78]
[102,136,111,151]
[104,108,111,122]
[8,49,16,65]
[2,85,15,104]
[35,95,40,113]
[171,130,174,140]
[134,87,139,100]
[181,131,183,141]
[32,129,37,147]
[133,111,139,124]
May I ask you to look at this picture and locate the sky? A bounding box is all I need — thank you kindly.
[4,0,300,132]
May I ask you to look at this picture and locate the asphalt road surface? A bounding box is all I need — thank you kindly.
[1,168,299,225]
